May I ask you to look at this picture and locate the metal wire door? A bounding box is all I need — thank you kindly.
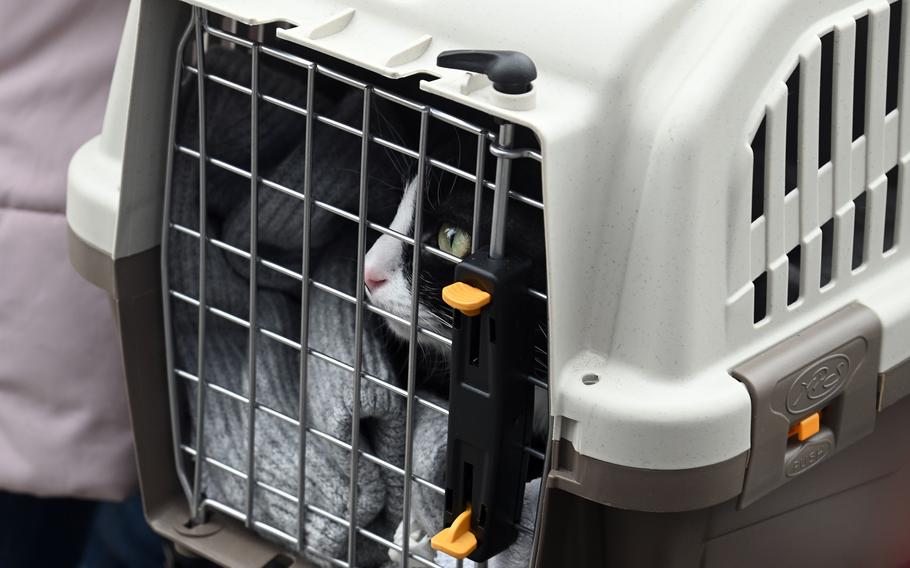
[161,7,550,567]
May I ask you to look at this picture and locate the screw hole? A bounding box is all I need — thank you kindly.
[582,373,599,386]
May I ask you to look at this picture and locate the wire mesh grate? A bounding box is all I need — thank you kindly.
[161,8,549,568]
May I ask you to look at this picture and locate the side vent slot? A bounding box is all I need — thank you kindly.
[820,218,835,287]
[819,32,835,167]
[785,66,800,195]
[884,165,900,252]
[853,15,870,141]
[787,245,802,305]
[751,119,767,222]
[753,272,768,324]
[852,191,868,270]
[887,0,903,114]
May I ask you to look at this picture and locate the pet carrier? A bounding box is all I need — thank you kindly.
[67,0,910,566]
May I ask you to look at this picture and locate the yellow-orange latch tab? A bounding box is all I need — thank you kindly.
[431,504,477,560]
[442,282,491,316]
[788,412,821,442]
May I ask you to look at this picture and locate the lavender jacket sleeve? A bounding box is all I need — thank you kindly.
[0,0,135,500]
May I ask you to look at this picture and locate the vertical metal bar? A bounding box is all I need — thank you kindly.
[244,40,261,528]
[190,6,209,522]
[399,108,430,567]
[161,15,196,504]
[489,124,515,259]
[471,133,487,254]
[527,416,554,568]
[296,63,317,549]
[347,86,373,566]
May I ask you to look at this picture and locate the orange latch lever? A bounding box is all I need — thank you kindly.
[442,282,491,316]
[431,504,478,560]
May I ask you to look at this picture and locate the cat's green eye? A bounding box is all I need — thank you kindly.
[437,223,471,258]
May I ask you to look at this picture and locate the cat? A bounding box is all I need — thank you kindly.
[361,130,550,438]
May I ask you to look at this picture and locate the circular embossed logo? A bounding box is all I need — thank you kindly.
[786,354,851,414]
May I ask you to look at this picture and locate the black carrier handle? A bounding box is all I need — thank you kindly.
[437,50,537,94]
[432,252,535,562]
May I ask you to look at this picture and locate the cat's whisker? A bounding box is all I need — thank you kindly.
[373,108,413,182]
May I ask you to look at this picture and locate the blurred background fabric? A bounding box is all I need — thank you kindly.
[0,0,135,501]
[0,0,168,566]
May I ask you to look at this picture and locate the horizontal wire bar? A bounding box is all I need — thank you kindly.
[176,145,250,179]
[524,446,546,461]
[199,498,353,568]
[259,44,315,69]
[526,374,549,390]
[260,92,307,116]
[203,24,254,48]
[373,86,428,114]
[253,520,298,547]
[181,445,248,480]
[315,64,369,90]
[353,526,445,568]
[427,107,485,136]
[489,143,543,162]
[183,65,252,95]
[529,288,548,302]
[307,501,351,530]
[483,130,543,162]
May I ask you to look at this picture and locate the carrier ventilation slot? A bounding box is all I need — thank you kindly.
[751,118,767,222]
[884,165,900,252]
[819,31,835,167]
[854,15,870,141]
[744,0,907,329]
[785,66,800,195]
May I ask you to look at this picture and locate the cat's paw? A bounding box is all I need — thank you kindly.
[389,519,435,566]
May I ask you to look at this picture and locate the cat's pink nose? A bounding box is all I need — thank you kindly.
[364,268,387,292]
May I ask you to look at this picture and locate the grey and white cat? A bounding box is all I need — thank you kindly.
[361,141,550,437]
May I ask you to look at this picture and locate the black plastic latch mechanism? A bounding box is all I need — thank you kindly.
[437,50,537,94]
[433,252,535,562]
[431,117,537,562]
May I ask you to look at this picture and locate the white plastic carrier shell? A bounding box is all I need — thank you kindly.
[67,0,910,474]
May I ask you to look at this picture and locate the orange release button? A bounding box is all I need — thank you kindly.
[442,282,491,317]
[788,412,821,442]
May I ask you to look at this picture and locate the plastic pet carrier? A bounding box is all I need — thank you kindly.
[67,0,910,567]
